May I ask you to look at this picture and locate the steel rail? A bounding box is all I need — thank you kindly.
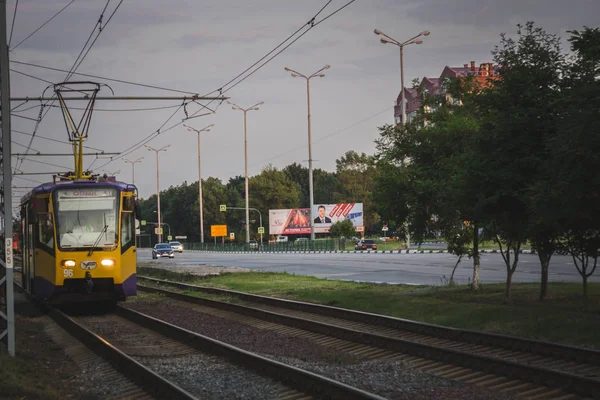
[49,308,198,400]
[115,306,384,400]
[137,276,600,364]
[11,279,184,399]
[137,278,600,398]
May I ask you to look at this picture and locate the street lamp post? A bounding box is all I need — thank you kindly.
[228,100,263,243]
[374,28,430,249]
[124,157,143,184]
[184,123,214,244]
[145,144,170,243]
[374,29,430,125]
[284,64,330,241]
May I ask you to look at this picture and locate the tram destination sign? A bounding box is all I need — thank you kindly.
[58,189,114,198]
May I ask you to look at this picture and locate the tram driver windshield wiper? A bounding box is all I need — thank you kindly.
[88,224,108,256]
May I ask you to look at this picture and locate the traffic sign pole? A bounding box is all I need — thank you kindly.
[220,206,262,243]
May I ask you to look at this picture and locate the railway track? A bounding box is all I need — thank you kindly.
[50,305,385,400]
[137,276,600,399]
[14,276,382,399]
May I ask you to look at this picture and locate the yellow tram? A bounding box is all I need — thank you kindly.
[20,177,139,304]
[18,81,142,305]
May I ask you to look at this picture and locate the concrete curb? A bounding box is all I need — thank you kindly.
[176,249,538,255]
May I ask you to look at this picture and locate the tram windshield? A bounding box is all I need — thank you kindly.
[55,187,119,250]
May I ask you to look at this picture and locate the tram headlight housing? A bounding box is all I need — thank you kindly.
[101,259,115,267]
[61,259,76,268]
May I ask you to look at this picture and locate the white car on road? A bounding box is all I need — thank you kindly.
[169,241,184,253]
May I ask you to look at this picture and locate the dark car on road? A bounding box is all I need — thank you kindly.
[152,243,175,259]
[355,239,377,251]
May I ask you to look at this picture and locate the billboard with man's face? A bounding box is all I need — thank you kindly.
[269,203,363,235]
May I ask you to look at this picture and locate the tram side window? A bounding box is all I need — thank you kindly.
[38,213,54,249]
[121,212,133,247]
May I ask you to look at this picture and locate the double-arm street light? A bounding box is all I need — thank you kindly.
[183,123,214,244]
[228,100,263,243]
[145,144,170,243]
[374,29,430,249]
[374,29,430,125]
[124,157,143,184]
[103,169,120,176]
[284,64,330,241]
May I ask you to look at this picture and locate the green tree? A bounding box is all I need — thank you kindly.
[201,177,228,236]
[372,159,409,235]
[283,162,309,206]
[225,176,245,239]
[374,76,486,290]
[335,151,379,233]
[249,165,299,240]
[477,22,565,298]
[161,182,200,241]
[548,27,600,299]
[445,222,473,286]
[313,168,343,204]
[329,219,356,239]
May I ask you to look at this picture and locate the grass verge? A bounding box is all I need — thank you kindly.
[138,265,600,349]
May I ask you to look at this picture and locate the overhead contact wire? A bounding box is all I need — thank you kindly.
[10,0,77,51]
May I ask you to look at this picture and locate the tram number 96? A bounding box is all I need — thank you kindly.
[64,269,74,278]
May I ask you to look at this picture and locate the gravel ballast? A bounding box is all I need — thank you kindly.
[125,295,517,399]
[77,313,290,400]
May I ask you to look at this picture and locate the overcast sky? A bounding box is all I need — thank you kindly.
[8,0,600,200]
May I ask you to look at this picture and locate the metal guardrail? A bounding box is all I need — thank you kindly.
[142,239,349,253]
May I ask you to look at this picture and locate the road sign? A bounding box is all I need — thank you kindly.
[258,226,265,234]
[175,235,187,239]
[154,227,163,235]
[219,204,227,212]
[211,225,227,237]
[230,232,235,240]
[141,220,146,226]
[382,226,389,232]
[167,235,172,241]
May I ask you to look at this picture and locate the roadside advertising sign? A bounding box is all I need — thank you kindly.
[269,203,363,235]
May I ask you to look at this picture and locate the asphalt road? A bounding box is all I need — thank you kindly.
[137,249,598,286]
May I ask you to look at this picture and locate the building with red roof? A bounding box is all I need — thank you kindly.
[394,61,498,125]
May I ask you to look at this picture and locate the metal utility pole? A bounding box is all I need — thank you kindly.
[374,28,430,248]
[184,123,214,244]
[228,101,263,243]
[0,0,15,356]
[124,157,143,184]
[145,145,170,243]
[223,206,263,243]
[284,65,330,241]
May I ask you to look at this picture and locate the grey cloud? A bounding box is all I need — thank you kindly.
[178,29,273,48]
[404,0,600,29]
[10,0,194,52]
[9,0,599,199]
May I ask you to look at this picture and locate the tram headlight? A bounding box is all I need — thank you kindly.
[61,259,76,268]
[101,259,115,267]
